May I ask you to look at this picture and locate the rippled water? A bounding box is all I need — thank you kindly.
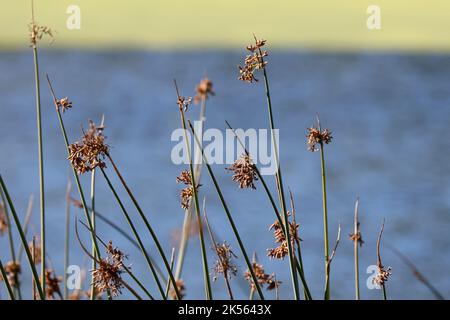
[0,50,449,299]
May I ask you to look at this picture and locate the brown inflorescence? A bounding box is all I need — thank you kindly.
[170,279,186,300]
[29,21,53,48]
[244,262,281,291]
[176,170,201,210]
[212,241,238,281]
[194,77,215,104]
[0,203,7,236]
[68,120,109,175]
[0,261,21,288]
[306,126,333,152]
[177,95,192,112]
[349,230,364,247]
[45,269,63,299]
[238,37,268,83]
[29,239,42,265]
[267,220,300,260]
[226,154,258,189]
[56,97,72,113]
[373,264,392,287]
[91,241,127,297]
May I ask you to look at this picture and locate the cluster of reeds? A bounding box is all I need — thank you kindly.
[0,6,445,301]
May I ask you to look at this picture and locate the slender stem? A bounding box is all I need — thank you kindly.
[260,57,299,299]
[164,248,176,299]
[100,167,166,299]
[63,181,71,300]
[0,175,44,300]
[0,258,15,300]
[46,75,105,296]
[32,45,46,299]
[353,198,360,300]
[320,144,330,299]
[188,121,265,300]
[105,153,181,300]
[17,195,34,262]
[90,169,96,300]
[175,96,207,281]
[179,105,212,300]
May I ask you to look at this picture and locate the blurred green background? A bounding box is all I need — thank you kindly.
[1,0,449,51]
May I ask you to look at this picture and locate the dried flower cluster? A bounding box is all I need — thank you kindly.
[177,95,192,112]
[170,279,186,300]
[245,263,281,291]
[238,38,268,83]
[267,220,300,260]
[0,203,7,236]
[45,269,62,299]
[0,261,21,288]
[194,77,215,104]
[29,21,53,48]
[373,264,392,287]
[68,120,108,175]
[176,170,200,210]
[306,126,333,152]
[92,241,127,297]
[56,97,72,113]
[212,242,238,281]
[226,154,258,189]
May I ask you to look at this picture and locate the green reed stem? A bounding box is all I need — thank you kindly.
[188,121,265,300]
[90,169,96,300]
[179,105,212,300]
[0,175,44,300]
[100,167,166,299]
[353,198,360,300]
[32,45,46,299]
[105,153,181,300]
[260,56,300,300]
[175,96,207,281]
[164,248,176,299]
[64,181,71,300]
[320,144,330,300]
[0,258,15,300]
[16,195,34,262]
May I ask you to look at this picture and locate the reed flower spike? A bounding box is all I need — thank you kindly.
[306,126,333,152]
[29,21,53,48]
[176,95,192,112]
[238,37,268,83]
[226,154,258,189]
[176,170,201,210]
[244,262,281,291]
[212,242,238,281]
[45,269,62,299]
[91,241,127,297]
[56,97,72,113]
[68,120,108,175]
[0,261,21,288]
[194,77,215,104]
[267,219,300,260]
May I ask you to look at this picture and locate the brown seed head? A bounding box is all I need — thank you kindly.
[349,231,364,247]
[91,241,127,297]
[267,220,300,260]
[56,97,72,113]
[226,154,258,189]
[306,127,333,152]
[177,96,192,112]
[45,269,62,299]
[373,265,392,287]
[212,242,238,281]
[194,77,215,104]
[29,21,53,48]
[1,261,21,288]
[244,262,281,291]
[238,37,268,83]
[176,170,201,210]
[68,120,108,175]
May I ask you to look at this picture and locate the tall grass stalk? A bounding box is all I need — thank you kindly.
[0,175,44,300]
[30,4,46,297]
[175,81,212,299]
[164,248,176,299]
[100,167,166,298]
[226,121,312,299]
[17,195,34,261]
[89,169,97,300]
[175,94,208,281]
[353,198,360,300]
[64,180,71,299]
[188,120,265,300]
[46,76,104,296]
[258,47,300,300]
[105,153,181,300]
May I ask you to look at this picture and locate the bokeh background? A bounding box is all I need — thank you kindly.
[1,0,449,299]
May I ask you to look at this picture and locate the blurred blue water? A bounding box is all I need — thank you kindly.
[0,50,449,299]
